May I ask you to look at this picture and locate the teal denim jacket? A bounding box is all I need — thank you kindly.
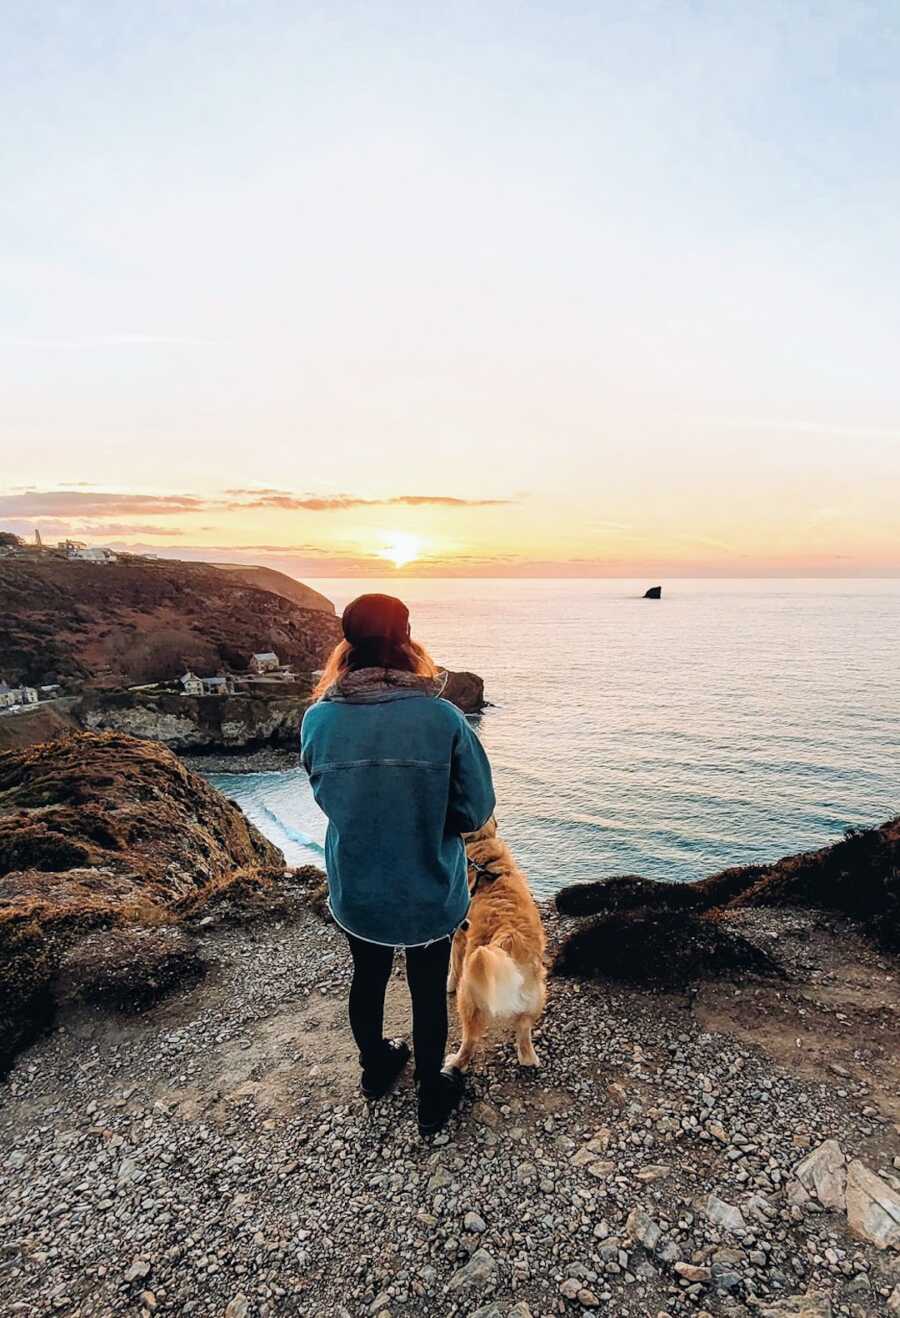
[300,677,495,947]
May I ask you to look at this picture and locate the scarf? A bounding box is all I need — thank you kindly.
[323,666,448,702]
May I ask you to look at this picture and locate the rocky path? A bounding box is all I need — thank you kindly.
[2,905,899,1317]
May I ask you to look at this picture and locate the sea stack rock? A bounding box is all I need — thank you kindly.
[643,585,662,599]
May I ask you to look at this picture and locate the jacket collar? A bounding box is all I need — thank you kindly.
[323,666,449,705]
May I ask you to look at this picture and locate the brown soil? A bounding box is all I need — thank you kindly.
[693,907,900,1129]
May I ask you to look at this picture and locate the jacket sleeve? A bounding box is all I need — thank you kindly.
[447,716,496,834]
[299,705,316,775]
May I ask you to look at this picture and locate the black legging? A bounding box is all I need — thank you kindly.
[346,932,452,1085]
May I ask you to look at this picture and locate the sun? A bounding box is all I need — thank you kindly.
[378,530,422,568]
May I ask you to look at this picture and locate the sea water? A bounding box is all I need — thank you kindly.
[209,578,900,899]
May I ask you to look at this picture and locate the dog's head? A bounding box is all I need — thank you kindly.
[463,816,512,891]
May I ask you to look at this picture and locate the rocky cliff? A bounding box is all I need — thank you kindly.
[77,668,487,751]
[0,556,341,689]
[78,685,315,751]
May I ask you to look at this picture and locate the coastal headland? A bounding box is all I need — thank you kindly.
[1,730,898,1316]
[0,552,485,756]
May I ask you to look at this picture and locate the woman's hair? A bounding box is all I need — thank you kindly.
[312,635,438,700]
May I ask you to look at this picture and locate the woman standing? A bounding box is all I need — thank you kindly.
[300,593,495,1135]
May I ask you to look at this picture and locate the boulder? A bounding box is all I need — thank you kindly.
[643,585,662,599]
[440,668,486,714]
[626,1207,662,1251]
[703,1194,746,1234]
[794,1139,847,1211]
[845,1159,900,1249]
[446,1248,498,1293]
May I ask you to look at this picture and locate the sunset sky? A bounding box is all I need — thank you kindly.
[3,2,899,576]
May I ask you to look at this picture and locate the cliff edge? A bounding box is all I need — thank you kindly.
[0,731,297,1069]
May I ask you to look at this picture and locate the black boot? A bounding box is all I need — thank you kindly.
[361,1039,411,1098]
[417,1066,465,1136]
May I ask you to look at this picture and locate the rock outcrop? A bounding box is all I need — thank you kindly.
[440,669,486,714]
[643,585,662,599]
[554,816,900,963]
[78,686,315,752]
[77,667,486,751]
[0,731,282,899]
[0,732,286,1070]
[552,906,781,989]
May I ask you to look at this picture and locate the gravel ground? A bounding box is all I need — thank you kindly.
[2,904,899,1317]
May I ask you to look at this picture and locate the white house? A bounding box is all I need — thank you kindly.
[180,671,204,696]
[249,651,280,674]
[202,675,232,696]
[69,546,117,563]
[0,682,38,709]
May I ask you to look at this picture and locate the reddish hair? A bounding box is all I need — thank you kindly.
[312,636,438,701]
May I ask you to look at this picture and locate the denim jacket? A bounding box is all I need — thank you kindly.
[300,669,496,947]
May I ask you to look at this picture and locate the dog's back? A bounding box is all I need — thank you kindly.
[446,827,547,1069]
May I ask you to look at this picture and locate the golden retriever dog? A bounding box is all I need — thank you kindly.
[445,818,547,1070]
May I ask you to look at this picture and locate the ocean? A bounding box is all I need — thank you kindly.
[210,578,899,899]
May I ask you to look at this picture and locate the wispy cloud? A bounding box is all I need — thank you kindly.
[0,492,209,517]
[0,488,517,518]
[231,493,514,510]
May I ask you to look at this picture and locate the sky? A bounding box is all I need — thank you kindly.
[2,1,899,577]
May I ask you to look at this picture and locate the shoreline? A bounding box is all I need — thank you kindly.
[181,746,301,775]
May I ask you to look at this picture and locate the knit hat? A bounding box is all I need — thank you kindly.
[341,593,410,645]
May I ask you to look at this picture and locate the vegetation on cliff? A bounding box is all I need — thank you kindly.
[0,731,305,1070]
[554,816,900,985]
[0,556,341,689]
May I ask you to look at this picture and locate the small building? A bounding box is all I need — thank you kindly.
[202,675,233,696]
[0,682,38,709]
[249,651,280,674]
[180,671,204,696]
[68,545,117,562]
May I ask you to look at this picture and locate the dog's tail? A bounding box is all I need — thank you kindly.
[465,941,532,1019]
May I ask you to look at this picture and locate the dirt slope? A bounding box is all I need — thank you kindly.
[0,556,341,689]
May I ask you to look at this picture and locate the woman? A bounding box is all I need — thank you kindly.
[301,593,496,1135]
